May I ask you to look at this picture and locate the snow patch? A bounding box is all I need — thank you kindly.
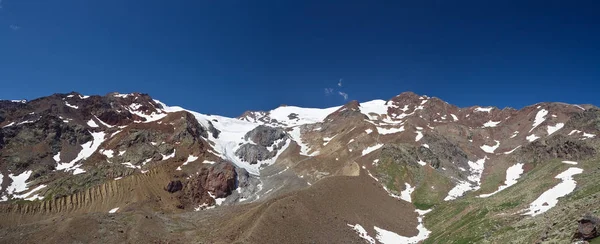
[478,163,524,198]
[377,126,405,135]
[322,135,337,146]
[65,102,78,109]
[415,130,423,142]
[526,134,540,142]
[445,158,487,201]
[547,123,564,135]
[2,122,15,128]
[451,114,458,121]
[268,104,341,126]
[6,171,33,195]
[359,99,391,121]
[503,146,521,154]
[53,152,61,162]
[347,224,376,244]
[583,133,596,139]
[289,126,319,157]
[177,155,199,170]
[422,144,429,149]
[374,209,432,244]
[523,167,583,216]
[366,128,374,134]
[400,183,415,202]
[474,107,493,112]
[480,140,500,153]
[208,191,226,206]
[483,120,501,128]
[562,161,578,165]
[56,131,105,175]
[94,115,113,128]
[87,119,99,128]
[109,208,119,213]
[14,184,47,201]
[101,149,114,158]
[161,149,176,160]
[529,109,548,132]
[362,144,383,156]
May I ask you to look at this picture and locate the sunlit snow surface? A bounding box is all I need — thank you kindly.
[480,140,500,153]
[348,209,432,244]
[6,171,32,195]
[526,134,540,142]
[547,123,564,135]
[451,114,459,121]
[482,120,501,128]
[56,131,106,175]
[176,155,199,170]
[522,167,583,216]
[359,99,390,120]
[374,209,432,244]
[529,109,548,132]
[87,119,99,128]
[377,126,405,135]
[362,144,384,156]
[503,145,521,154]
[474,107,493,112]
[347,224,376,244]
[415,130,423,142]
[156,101,307,175]
[268,105,340,126]
[562,161,578,165]
[400,183,415,202]
[445,158,487,201]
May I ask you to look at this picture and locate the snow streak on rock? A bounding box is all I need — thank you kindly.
[529,109,548,132]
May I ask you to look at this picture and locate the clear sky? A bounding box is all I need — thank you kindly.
[1,1,598,117]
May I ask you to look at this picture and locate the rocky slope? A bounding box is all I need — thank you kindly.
[0,91,599,243]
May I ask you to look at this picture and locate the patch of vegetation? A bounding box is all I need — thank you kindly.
[412,169,451,209]
[421,157,599,243]
[375,157,408,193]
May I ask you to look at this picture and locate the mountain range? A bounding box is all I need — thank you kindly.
[0,91,598,243]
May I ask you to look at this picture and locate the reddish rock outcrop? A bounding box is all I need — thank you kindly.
[181,161,237,207]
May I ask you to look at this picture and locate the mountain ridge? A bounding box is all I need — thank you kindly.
[0,91,599,243]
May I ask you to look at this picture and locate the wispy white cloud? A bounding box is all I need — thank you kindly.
[324,88,334,95]
[337,78,343,87]
[9,25,20,31]
[338,91,348,100]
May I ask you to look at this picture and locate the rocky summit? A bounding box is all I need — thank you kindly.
[0,91,599,243]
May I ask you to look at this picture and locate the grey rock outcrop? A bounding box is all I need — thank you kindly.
[244,125,287,147]
[235,144,276,164]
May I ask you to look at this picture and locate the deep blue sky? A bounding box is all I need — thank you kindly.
[1,1,598,117]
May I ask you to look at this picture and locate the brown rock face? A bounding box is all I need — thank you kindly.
[574,214,600,241]
[182,161,237,207]
[165,180,183,193]
[206,162,237,198]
